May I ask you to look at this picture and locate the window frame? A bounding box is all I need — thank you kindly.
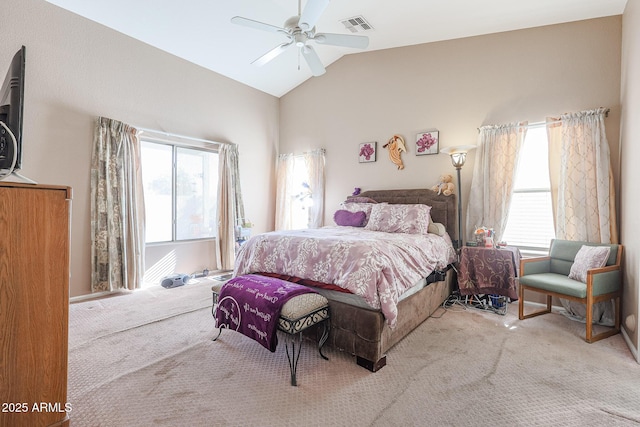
[502,124,556,255]
[140,137,220,245]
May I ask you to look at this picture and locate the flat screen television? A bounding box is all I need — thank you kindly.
[0,46,33,183]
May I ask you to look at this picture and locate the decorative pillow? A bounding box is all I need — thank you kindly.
[333,210,367,227]
[428,222,446,236]
[339,202,380,225]
[364,203,432,234]
[568,245,611,283]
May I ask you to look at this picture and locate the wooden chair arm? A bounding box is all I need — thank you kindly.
[520,256,551,276]
[587,264,620,275]
[586,244,623,276]
[520,256,551,265]
[586,262,622,296]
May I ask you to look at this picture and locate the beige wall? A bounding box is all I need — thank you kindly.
[280,17,622,244]
[3,0,279,297]
[4,1,633,349]
[280,17,628,338]
[620,0,640,356]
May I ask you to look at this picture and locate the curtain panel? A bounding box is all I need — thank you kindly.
[275,153,295,231]
[91,117,145,292]
[547,107,617,326]
[275,149,326,230]
[466,122,527,243]
[547,107,618,244]
[217,144,245,271]
[305,148,326,229]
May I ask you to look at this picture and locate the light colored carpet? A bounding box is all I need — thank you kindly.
[68,280,640,426]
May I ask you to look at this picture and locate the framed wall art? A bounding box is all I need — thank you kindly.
[359,141,377,163]
[416,130,439,155]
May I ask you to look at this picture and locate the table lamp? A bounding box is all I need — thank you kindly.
[441,145,476,249]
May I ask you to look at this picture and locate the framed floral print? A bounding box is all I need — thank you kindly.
[359,141,377,163]
[416,131,439,155]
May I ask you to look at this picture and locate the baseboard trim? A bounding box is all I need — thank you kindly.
[621,327,639,364]
[70,290,117,303]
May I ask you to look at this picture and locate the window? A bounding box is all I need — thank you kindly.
[276,149,325,231]
[502,126,556,254]
[290,155,313,230]
[141,141,218,243]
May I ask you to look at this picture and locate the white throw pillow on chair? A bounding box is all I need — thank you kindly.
[568,245,611,283]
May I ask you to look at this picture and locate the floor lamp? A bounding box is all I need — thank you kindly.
[441,145,476,249]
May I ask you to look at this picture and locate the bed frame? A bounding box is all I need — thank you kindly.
[309,188,457,372]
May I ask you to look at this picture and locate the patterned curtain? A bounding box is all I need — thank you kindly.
[466,122,527,243]
[547,107,618,243]
[216,144,245,271]
[547,107,618,325]
[91,117,145,292]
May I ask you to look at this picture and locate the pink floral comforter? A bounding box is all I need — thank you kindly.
[234,226,457,327]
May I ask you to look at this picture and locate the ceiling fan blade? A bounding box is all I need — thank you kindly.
[301,45,326,76]
[314,33,369,49]
[231,16,285,34]
[299,0,330,31]
[251,42,293,66]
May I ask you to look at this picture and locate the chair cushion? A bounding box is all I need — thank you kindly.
[519,273,588,299]
[568,245,610,283]
[279,293,328,321]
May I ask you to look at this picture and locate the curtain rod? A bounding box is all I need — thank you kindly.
[280,148,326,157]
[135,126,234,146]
[477,108,610,132]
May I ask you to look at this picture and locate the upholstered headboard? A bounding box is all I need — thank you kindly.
[357,188,457,240]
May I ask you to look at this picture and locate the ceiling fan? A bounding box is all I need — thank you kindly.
[231,0,369,76]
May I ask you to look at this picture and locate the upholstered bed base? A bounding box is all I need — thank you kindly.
[290,188,457,372]
[309,268,455,371]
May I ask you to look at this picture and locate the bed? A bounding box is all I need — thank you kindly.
[233,188,457,371]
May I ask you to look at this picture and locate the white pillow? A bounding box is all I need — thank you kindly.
[428,222,446,236]
[568,245,611,283]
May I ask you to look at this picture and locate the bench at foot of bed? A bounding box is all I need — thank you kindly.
[211,281,330,386]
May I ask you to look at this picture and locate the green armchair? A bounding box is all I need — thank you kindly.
[518,239,623,343]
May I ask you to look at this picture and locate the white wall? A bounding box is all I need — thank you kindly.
[280,18,622,244]
[2,0,279,297]
[620,0,640,355]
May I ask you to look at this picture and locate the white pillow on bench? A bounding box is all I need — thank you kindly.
[568,245,610,283]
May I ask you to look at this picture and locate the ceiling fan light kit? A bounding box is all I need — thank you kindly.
[232,0,369,77]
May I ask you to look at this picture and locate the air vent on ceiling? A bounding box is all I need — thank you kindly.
[340,15,374,33]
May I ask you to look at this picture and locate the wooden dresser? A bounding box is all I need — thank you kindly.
[0,182,72,427]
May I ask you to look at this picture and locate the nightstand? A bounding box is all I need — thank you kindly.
[457,246,520,300]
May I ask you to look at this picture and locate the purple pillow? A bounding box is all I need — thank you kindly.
[334,210,367,227]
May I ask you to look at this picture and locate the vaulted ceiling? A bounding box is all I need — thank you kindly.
[45,0,627,97]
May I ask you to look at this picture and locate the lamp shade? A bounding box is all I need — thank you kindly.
[441,145,476,169]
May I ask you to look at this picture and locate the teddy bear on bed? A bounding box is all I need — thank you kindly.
[431,174,456,196]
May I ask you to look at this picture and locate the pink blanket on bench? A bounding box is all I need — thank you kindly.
[214,274,317,352]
